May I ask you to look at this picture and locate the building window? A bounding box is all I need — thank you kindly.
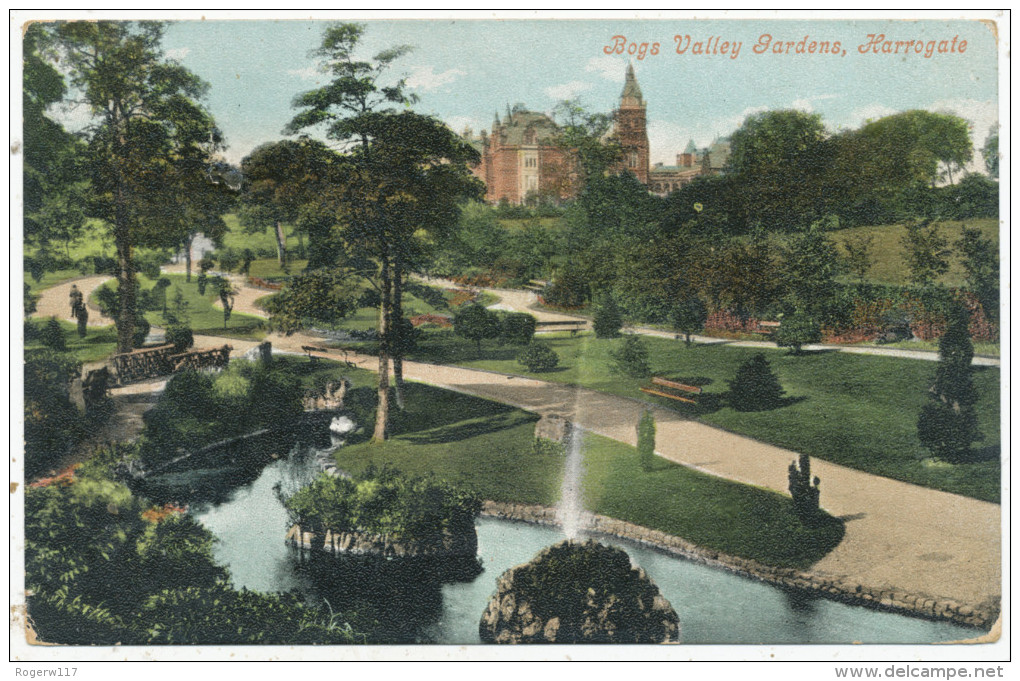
[628,152,638,168]
[525,157,537,168]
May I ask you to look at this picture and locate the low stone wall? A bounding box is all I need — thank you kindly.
[286,523,478,560]
[480,501,998,631]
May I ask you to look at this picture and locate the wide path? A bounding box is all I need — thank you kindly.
[31,275,114,327]
[32,272,1002,614]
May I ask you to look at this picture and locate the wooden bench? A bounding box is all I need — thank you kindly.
[536,320,587,337]
[640,377,703,405]
[757,321,781,335]
[301,345,330,363]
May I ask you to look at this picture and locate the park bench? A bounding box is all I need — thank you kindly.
[757,321,781,336]
[301,345,330,363]
[640,376,703,405]
[536,319,587,337]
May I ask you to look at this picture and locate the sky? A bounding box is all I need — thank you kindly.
[49,15,1000,169]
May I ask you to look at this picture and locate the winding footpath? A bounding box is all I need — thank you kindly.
[31,273,1002,629]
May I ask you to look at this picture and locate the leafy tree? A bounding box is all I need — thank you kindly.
[956,227,999,323]
[917,304,982,462]
[499,312,537,345]
[783,222,843,316]
[50,21,224,353]
[41,317,66,351]
[214,277,235,329]
[728,353,785,411]
[265,269,358,335]
[901,219,950,286]
[667,295,707,347]
[637,409,656,472]
[217,248,240,273]
[239,138,335,267]
[774,312,822,355]
[287,23,481,438]
[943,173,999,219]
[609,335,651,378]
[842,233,874,282]
[856,110,972,188]
[23,24,89,259]
[517,343,559,372]
[552,100,622,195]
[727,109,830,230]
[982,129,999,179]
[592,292,623,338]
[454,304,500,352]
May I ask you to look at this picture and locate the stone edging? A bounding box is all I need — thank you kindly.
[480,501,998,631]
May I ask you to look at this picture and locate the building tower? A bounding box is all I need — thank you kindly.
[614,63,650,185]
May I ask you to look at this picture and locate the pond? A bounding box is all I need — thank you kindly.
[140,430,981,645]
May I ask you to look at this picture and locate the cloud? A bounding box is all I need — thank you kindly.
[287,64,326,82]
[445,115,487,136]
[844,103,899,129]
[545,80,593,102]
[165,47,190,60]
[405,65,466,92]
[585,55,628,82]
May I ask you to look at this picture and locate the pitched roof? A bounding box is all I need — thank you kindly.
[620,63,644,105]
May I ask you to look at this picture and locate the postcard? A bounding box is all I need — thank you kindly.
[10,10,1008,667]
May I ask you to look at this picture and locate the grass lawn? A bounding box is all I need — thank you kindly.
[25,320,120,364]
[830,217,998,287]
[333,381,844,569]
[92,273,267,340]
[399,330,1001,502]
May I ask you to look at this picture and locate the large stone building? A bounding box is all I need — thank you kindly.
[465,64,723,204]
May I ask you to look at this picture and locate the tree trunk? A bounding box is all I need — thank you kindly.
[184,233,194,282]
[274,220,288,267]
[392,261,406,410]
[373,256,392,442]
[115,229,137,353]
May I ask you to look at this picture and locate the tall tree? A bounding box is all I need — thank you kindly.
[50,21,223,352]
[901,219,950,286]
[552,99,622,195]
[287,24,480,439]
[782,220,843,317]
[956,227,999,323]
[23,23,88,258]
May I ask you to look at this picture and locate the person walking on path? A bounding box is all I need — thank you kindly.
[69,284,84,320]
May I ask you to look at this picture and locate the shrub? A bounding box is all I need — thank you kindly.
[24,349,82,477]
[592,292,623,338]
[500,312,537,345]
[284,468,481,543]
[917,304,982,462]
[728,353,785,411]
[217,248,241,273]
[637,410,656,472]
[609,335,650,378]
[517,343,559,372]
[165,323,194,354]
[41,317,66,351]
[774,312,821,354]
[453,303,500,352]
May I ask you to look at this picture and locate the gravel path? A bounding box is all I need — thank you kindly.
[31,271,1002,617]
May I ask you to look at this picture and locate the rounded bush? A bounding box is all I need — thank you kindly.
[517,343,559,372]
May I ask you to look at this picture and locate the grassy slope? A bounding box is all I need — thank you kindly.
[403,331,1001,502]
[25,321,120,364]
[92,273,267,340]
[334,380,843,569]
[830,217,998,287]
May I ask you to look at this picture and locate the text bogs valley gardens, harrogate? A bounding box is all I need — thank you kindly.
[605,34,970,60]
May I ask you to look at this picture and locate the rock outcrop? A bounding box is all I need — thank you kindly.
[479,539,679,644]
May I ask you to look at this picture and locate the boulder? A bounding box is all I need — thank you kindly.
[479,539,679,644]
[534,414,572,444]
[242,341,273,364]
